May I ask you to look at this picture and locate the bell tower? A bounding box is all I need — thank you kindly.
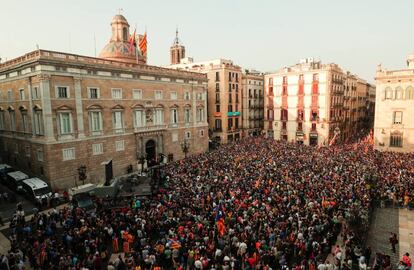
[170,28,185,65]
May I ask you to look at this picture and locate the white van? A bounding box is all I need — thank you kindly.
[6,171,29,192]
[21,178,52,203]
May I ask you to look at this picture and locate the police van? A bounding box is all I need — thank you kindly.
[21,178,52,203]
[6,171,29,192]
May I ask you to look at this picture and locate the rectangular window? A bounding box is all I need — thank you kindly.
[235,118,239,129]
[216,105,220,113]
[228,118,233,129]
[7,90,13,101]
[313,73,319,81]
[184,91,190,100]
[33,111,44,135]
[155,90,163,100]
[59,112,72,134]
[197,108,204,122]
[215,72,220,82]
[111,88,122,99]
[62,148,75,161]
[112,111,123,132]
[170,91,177,100]
[115,140,125,151]
[92,143,103,155]
[19,89,25,100]
[215,119,222,130]
[133,89,142,100]
[171,108,178,124]
[9,111,16,131]
[32,87,40,100]
[393,111,403,124]
[25,146,30,157]
[134,110,145,128]
[390,133,403,147]
[216,83,220,92]
[228,105,232,112]
[184,108,191,124]
[37,148,44,162]
[229,93,232,103]
[22,113,28,133]
[57,86,69,98]
[14,143,18,154]
[154,109,164,125]
[88,87,100,99]
[89,111,103,132]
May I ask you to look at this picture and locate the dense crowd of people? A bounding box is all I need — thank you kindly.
[0,136,413,269]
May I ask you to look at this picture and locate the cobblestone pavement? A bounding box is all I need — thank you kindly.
[366,208,414,267]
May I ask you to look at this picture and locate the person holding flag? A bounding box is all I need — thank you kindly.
[215,203,226,236]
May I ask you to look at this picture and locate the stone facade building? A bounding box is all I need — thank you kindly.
[0,15,208,189]
[264,58,374,146]
[241,70,264,136]
[374,54,414,152]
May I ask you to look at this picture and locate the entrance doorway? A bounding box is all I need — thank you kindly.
[309,136,318,146]
[145,140,156,167]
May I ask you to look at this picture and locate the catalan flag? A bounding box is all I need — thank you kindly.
[139,31,147,56]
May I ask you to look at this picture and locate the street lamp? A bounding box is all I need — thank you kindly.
[181,139,190,158]
[77,165,87,186]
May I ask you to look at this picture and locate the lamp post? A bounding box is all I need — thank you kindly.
[77,165,87,186]
[181,139,190,158]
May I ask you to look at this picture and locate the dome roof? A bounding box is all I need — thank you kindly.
[111,14,129,26]
[99,41,145,64]
[99,14,146,64]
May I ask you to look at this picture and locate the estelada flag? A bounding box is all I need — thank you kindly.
[129,29,136,53]
[139,32,147,56]
[216,218,226,236]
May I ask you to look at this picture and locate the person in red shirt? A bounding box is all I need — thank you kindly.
[402,253,412,269]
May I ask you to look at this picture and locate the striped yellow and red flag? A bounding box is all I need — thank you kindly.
[139,32,147,56]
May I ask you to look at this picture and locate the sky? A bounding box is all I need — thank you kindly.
[1,0,413,82]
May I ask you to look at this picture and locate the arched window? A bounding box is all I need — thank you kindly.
[384,87,393,100]
[406,86,414,100]
[123,27,128,41]
[395,87,403,100]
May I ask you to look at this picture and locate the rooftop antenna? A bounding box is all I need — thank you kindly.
[118,8,123,15]
[36,44,39,50]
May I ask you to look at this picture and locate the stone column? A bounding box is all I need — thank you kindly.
[73,77,85,138]
[39,74,55,141]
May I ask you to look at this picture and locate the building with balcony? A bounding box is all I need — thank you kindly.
[241,70,264,136]
[264,58,374,146]
[169,57,243,144]
[374,54,414,152]
[0,14,208,189]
